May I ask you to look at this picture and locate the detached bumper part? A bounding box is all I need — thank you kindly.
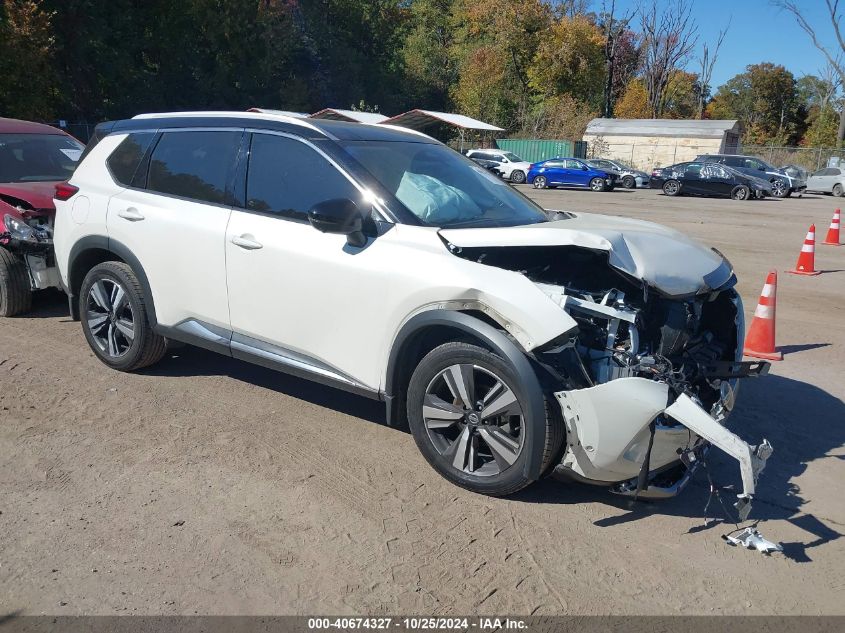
[724,527,783,554]
[665,394,773,521]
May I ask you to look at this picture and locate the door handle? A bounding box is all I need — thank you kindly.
[117,207,145,222]
[231,234,263,250]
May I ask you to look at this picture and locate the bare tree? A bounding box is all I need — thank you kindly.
[639,0,698,118]
[777,0,845,143]
[558,0,592,19]
[600,0,637,118]
[695,20,730,119]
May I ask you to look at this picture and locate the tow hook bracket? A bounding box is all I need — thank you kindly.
[723,527,783,554]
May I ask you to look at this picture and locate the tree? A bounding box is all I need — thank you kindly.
[528,14,605,108]
[0,0,57,119]
[639,0,698,117]
[614,79,650,118]
[402,0,458,109]
[776,0,845,144]
[662,69,700,118]
[707,63,804,145]
[598,0,637,118]
[695,21,730,118]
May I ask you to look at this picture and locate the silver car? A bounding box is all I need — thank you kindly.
[587,158,650,189]
[806,166,845,196]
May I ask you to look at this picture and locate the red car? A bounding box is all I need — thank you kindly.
[0,117,84,315]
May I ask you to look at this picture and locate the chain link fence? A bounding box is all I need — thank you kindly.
[742,145,845,172]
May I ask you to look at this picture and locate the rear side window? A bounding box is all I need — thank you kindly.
[245,133,359,221]
[147,130,241,205]
[107,133,155,186]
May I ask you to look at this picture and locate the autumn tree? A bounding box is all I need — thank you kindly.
[707,63,805,144]
[639,0,698,117]
[598,0,638,118]
[402,0,458,109]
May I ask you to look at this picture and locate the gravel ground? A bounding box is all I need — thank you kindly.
[1,186,843,616]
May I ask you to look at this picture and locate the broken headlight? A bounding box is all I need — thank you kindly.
[3,214,50,243]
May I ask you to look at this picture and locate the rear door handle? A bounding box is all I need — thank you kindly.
[117,208,145,222]
[231,235,263,250]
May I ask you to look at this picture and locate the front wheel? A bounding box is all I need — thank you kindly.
[770,179,789,198]
[532,175,547,189]
[731,185,751,200]
[406,342,563,496]
[0,247,32,317]
[662,180,681,196]
[589,177,607,192]
[622,175,636,189]
[510,170,526,184]
[80,261,167,371]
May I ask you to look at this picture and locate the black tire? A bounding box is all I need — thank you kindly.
[833,183,843,197]
[662,179,681,196]
[510,170,526,184]
[0,247,32,317]
[622,175,636,189]
[770,179,789,198]
[731,185,750,200]
[532,175,547,189]
[79,261,166,371]
[406,342,563,496]
[589,177,607,192]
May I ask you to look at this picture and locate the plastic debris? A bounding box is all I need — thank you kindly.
[723,527,783,554]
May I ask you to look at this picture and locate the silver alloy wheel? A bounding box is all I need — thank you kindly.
[771,179,788,197]
[834,183,843,197]
[590,177,605,191]
[511,170,526,184]
[533,175,547,189]
[663,180,679,195]
[422,364,525,476]
[86,278,135,358]
[732,186,749,200]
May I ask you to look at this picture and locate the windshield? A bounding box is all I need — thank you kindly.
[342,141,548,228]
[0,133,84,183]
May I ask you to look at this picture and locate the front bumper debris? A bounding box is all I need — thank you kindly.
[723,527,783,554]
[665,394,773,521]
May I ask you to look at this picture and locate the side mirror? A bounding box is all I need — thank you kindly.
[308,198,367,247]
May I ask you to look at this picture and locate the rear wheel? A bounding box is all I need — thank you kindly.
[589,177,606,192]
[0,247,32,317]
[406,342,563,496]
[80,261,166,371]
[731,185,750,200]
[662,180,681,196]
[532,175,547,189]
[833,183,843,197]
[510,170,526,184]
[622,175,636,189]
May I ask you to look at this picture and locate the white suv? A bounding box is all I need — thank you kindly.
[53,111,773,515]
[465,149,532,184]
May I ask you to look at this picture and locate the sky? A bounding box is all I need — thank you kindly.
[610,0,840,88]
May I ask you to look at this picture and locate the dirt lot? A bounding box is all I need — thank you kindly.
[1,186,843,616]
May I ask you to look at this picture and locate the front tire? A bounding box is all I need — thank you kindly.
[510,170,526,184]
[622,175,636,189]
[80,261,166,371]
[731,185,751,200]
[0,247,32,317]
[662,180,681,196]
[406,342,563,496]
[771,179,789,198]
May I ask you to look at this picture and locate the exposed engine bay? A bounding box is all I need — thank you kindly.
[451,243,772,522]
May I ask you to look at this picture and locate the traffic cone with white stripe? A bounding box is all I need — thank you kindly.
[823,208,841,246]
[743,270,783,361]
[787,224,822,275]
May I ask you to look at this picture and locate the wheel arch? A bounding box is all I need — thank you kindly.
[67,236,156,325]
[384,309,547,480]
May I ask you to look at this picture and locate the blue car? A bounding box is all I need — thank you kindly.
[527,157,616,191]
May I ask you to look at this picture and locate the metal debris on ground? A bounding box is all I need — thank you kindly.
[723,527,784,555]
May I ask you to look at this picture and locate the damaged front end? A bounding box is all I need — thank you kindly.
[449,241,772,521]
[0,204,60,291]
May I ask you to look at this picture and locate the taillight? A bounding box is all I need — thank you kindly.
[54,182,79,201]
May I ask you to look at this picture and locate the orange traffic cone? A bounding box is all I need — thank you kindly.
[744,270,783,361]
[822,208,841,246]
[787,224,822,275]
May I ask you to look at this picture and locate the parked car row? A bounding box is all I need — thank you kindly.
[0,112,774,518]
[650,161,774,200]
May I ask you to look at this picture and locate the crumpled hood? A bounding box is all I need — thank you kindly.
[439,212,731,297]
[0,181,58,214]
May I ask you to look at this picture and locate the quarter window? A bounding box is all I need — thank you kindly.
[147,130,241,205]
[107,133,155,186]
[245,133,359,221]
